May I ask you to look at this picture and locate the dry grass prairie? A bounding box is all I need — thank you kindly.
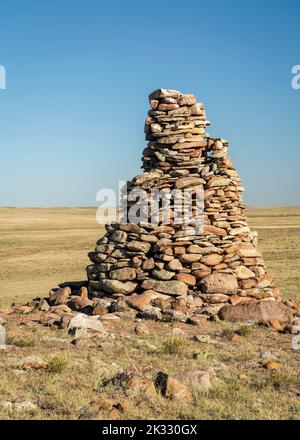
[0,206,299,420]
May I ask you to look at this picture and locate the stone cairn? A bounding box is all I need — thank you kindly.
[82,88,284,323]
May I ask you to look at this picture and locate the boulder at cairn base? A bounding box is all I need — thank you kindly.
[219,302,293,324]
[86,87,283,321]
[200,273,238,295]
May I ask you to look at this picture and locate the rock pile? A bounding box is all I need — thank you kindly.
[14,88,295,325]
[84,88,286,322]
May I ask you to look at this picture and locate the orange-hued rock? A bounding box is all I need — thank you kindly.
[219,301,293,323]
[176,273,196,287]
[265,362,281,370]
[202,225,227,236]
[268,319,282,330]
[229,295,253,306]
[201,273,238,295]
[200,254,223,266]
[49,287,71,306]
[126,291,169,312]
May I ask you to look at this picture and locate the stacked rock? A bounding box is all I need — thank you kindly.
[86,89,281,321]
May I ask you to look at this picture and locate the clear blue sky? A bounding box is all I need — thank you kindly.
[0,0,299,206]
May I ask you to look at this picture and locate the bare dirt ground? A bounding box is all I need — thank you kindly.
[0,207,299,420]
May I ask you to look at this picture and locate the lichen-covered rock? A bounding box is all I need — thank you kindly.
[98,279,137,295]
[200,273,238,295]
[219,301,293,323]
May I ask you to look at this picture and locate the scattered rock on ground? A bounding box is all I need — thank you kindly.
[155,371,193,402]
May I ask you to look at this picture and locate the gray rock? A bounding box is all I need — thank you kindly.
[179,94,196,106]
[134,320,150,336]
[291,325,300,334]
[139,307,163,321]
[163,310,188,322]
[0,324,6,346]
[109,267,136,281]
[126,241,151,253]
[98,279,137,295]
[68,313,108,334]
[152,269,175,281]
[15,400,38,412]
[142,280,188,296]
[179,370,212,393]
[257,351,277,366]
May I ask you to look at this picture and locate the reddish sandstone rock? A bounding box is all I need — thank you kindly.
[200,273,238,295]
[167,259,183,271]
[78,286,88,298]
[229,295,253,306]
[175,177,204,189]
[239,279,257,289]
[200,254,223,267]
[155,372,193,402]
[202,225,227,236]
[219,301,293,323]
[49,287,71,306]
[126,291,169,312]
[79,396,124,420]
[68,296,93,311]
[176,273,196,287]
[142,258,155,270]
[126,241,151,254]
[235,266,256,280]
[200,293,229,304]
[113,371,157,398]
[180,254,201,264]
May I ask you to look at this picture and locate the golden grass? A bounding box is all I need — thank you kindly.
[0,318,299,420]
[0,208,104,305]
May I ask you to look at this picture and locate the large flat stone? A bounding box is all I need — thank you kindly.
[68,313,107,334]
[109,267,136,281]
[219,301,293,323]
[141,280,188,296]
[126,291,170,312]
[99,279,137,295]
[200,273,238,295]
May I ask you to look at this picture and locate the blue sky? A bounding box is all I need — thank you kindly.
[0,0,299,206]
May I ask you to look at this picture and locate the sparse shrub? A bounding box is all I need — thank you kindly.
[265,371,299,391]
[235,325,252,337]
[162,335,187,355]
[7,334,36,347]
[221,327,235,338]
[48,355,68,373]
